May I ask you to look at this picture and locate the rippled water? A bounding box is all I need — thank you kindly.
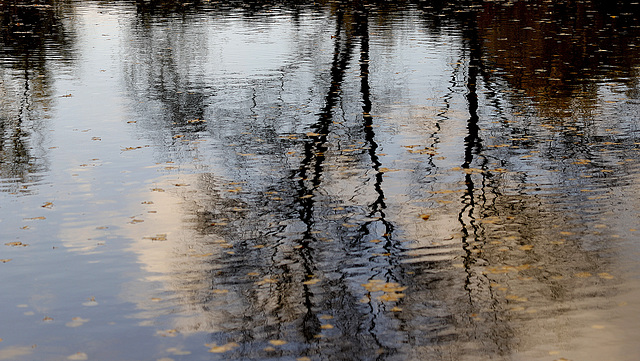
[1,0,640,360]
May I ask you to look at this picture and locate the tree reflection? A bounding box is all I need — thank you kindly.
[0,0,75,193]
[123,0,640,359]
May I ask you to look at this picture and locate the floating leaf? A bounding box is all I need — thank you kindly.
[166,347,191,355]
[144,234,167,241]
[5,242,28,247]
[208,342,239,353]
[41,202,54,208]
[303,278,320,285]
[320,324,333,329]
[269,340,287,346]
[419,214,430,221]
[156,329,179,337]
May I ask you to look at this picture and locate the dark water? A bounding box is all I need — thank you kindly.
[1,0,640,360]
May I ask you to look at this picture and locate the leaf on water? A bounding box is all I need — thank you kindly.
[519,245,534,251]
[24,216,46,220]
[156,329,179,337]
[319,315,333,320]
[212,289,229,294]
[306,132,321,137]
[303,278,320,285]
[598,272,614,279]
[269,340,287,346]
[43,316,54,322]
[151,298,162,302]
[574,272,592,278]
[151,188,165,192]
[297,357,312,361]
[572,159,591,165]
[5,242,28,247]
[82,296,98,307]
[390,306,402,312]
[166,347,191,355]
[320,324,333,329]
[505,294,528,302]
[247,272,259,276]
[264,346,276,352]
[419,214,430,221]
[41,202,53,208]
[208,342,239,353]
[255,277,278,285]
[144,234,167,241]
[91,137,101,141]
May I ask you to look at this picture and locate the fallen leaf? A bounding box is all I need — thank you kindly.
[5,242,28,247]
[419,214,430,221]
[208,342,239,353]
[269,340,287,346]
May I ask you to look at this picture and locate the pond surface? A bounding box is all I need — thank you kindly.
[1,0,640,360]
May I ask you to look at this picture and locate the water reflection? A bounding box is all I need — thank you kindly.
[1,0,640,360]
[0,0,75,193]
[119,0,640,359]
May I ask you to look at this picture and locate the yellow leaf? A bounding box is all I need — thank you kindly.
[269,340,287,346]
[208,342,239,353]
[419,214,430,221]
[598,272,614,279]
[320,324,333,329]
[5,242,28,247]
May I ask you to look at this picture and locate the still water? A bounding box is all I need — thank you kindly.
[1,0,640,360]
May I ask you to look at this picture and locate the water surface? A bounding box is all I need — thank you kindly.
[1,1,640,360]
